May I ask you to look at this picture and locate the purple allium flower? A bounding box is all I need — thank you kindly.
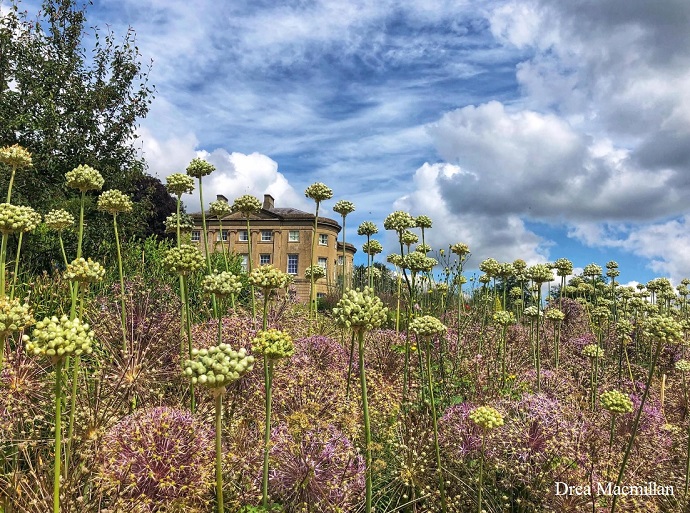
[439,402,483,460]
[292,335,348,375]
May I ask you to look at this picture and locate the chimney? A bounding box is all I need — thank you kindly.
[263,194,275,210]
[216,194,228,203]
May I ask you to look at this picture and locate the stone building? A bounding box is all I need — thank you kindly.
[190,194,356,299]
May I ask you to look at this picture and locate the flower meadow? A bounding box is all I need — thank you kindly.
[2,147,690,513]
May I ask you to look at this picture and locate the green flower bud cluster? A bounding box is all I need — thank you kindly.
[164,212,195,234]
[0,144,32,169]
[400,231,418,246]
[583,263,603,277]
[415,215,432,229]
[552,258,573,276]
[0,203,36,234]
[478,274,491,284]
[64,257,105,283]
[526,264,553,284]
[582,344,604,359]
[362,240,383,256]
[202,271,242,298]
[386,253,403,267]
[249,264,291,290]
[44,209,75,231]
[479,258,500,277]
[523,306,542,318]
[600,390,633,414]
[209,199,232,218]
[410,315,447,337]
[166,173,195,196]
[402,252,436,273]
[384,210,415,233]
[304,182,333,202]
[643,314,683,345]
[65,164,104,192]
[450,243,470,257]
[26,315,94,360]
[333,287,388,333]
[493,311,515,327]
[162,244,205,276]
[357,221,378,236]
[675,359,690,373]
[497,262,514,279]
[616,319,634,342]
[332,200,355,216]
[545,308,565,322]
[369,267,382,280]
[470,406,504,430]
[0,296,34,336]
[16,205,41,233]
[509,287,523,300]
[231,194,262,215]
[415,243,431,254]
[435,283,449,294]
[185,158,215,178]
[252,329,294,359]
[304,265,326,280]
[455,274,468,285]
[591,306,611,321]
[97,189,133,215]
[183,344,254,388]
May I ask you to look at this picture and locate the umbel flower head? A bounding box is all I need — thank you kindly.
[545,308,565,322]
[410,315,447,337]
[402,252,436,273]
[493,311,515,327]
[357,221,378,237]
[582,344,604,359]
[450,242,470,257]
[643,314,683,345]
[166,173,195,196]
[208,199,232,218]
[469,406,504,430]
[65,164,104,192]
[383,210,415,233]
[44,209,75,231]
[248,264,291,291]
[333,200,355,216]
[0,296,34,337]
[183,344,255,388]
[526,263,553,284]
[231,194,262,216]
[523,306,542,318]
[362,239,383,256]
[164,212,195,234]
[333,287,388,334]
[305,265,326,281]
[162,244,205,276]
[552,258,574,276]
[415,243,431,254]
[415,215,432,229]
[583,263,603,277]
[600,390,634,414]
[0,144,32,169]
[386,253,403,267]
[305,182,333,203]
[202,271,242,298]
[479,258,501,277]
[185,157,215,178]
[16,205,41,233]
[26,315,94,361]
[0,203,35,234]
[97,189,133,215]
[64,257,106,284]
[252,329,294,359]
[400,230,418,246]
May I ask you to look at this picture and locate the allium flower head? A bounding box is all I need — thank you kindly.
[415,214,432,229]
[435,283,449,294]
[470,406,504,430]
[523,306,542,318]
[15,205,41,232]
[65,164,104,192]
[164,212,195,233]
[369,266,381,280]
[252,329,294,359]
[332,200,355,216]
[545,308,565,322]
[44,209,74,231]
[249,264,291,290]
[400,230,418,246]
[583,263,603,277]
[64,257,106,283]
[455,274,467,285]
[357,220,378,236]
[97,189,133,215]
[304,182,333,202]
[162,244,205,276]
[479,258,500,277]
[526,263,553,283]
[333,287,388,334]
[493,311,515,327]
[304,264,326,280]
[402,252,436,272]
[231,194,262,216]
[0,296,34,336]
[0,144,32,169]
[675,359,690,373]
[410,315,447,337]
[478,274,491,284]
[0,203,34,234]
[552,258,573,276]
[362,239,383,256]
[386,253,403,267]
[582,344,604,359]
[185,157,215,178]
[600,390,634,414]
[643,314,683,345]
[208,199,231,218]
[183,343,255,388]
[450,242,470,257]
[26,315,94,361]
[383,210,415,233]
[202,271,242,297]
[166,173,195,196]
[415,243,431,254]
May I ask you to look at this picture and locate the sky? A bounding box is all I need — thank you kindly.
[13,0,690,285]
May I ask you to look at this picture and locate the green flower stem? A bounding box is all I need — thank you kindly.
[214,390,224,513]
[263,292,269,331]
[64,354,80,477]
[309,202,320,323]
[113,214,128,353]
[53,359,63,513]
[261,358,275,509]
[395,268,402,333]
[6,164,16,204]
[218,219,229,271]
[247,217,256,320]
[58,233,69,269]
[0,232,8,297]
[358,330,373,513]
[180,275,195,412]
[478,434,485,513]
[535,286,543,392]
[425,335,446,512]
[77,191,85,260]
[345,331,356,400]
[197,177,218,319]
[9,232,23,300]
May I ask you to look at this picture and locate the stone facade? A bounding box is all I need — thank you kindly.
[190,194,356,300]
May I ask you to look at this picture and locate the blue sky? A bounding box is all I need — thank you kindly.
[12,0,690,285]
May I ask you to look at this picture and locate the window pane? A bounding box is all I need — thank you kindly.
[287,254,298,274]
[221,230,228,241]
[319,234,328,245]
[318,257,327,269]
[191,230,200,242]
[261,231,272,241]
[260,254,271,265]
[240,254,248,271]
[288,230,299,242]
[239,230,248,241]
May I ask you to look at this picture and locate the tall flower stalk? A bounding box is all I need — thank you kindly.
[231,195,262,320]
[44,209,75,268]
[525,264,553,392]
[469,406,504,513]
[209,198,233,271]
[305,183,333,323]
[0,144,32,204]
[333,200,355,292]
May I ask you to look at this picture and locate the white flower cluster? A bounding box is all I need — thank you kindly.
[333,287,388,334]
[26,315,94,360]
[183,344,254,388]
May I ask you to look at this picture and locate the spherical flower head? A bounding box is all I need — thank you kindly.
[386,253,403,267]
[479,258,500,277]
[44,209,75,231]
[509,287,523,299]
[333,287,388,334]
[545,308,565,322]
[185,157,215,178]
[410,315,447,337]
[401,252,437,273]
[252,328,294,359]
[304,265,326,281]
[512,258,527,272]
[643,314,683,345]
[0,295,34,337]
[249,264,291,290]
[0,144,32,169]
[357,221,378,236]
[415,243,431,254]
[675,359,690,373]
[16,205,41,233]
[65,164,104,192]
[582,343,604,359]
[435,283,449,294]
[333,200,355,216]
[553,258,573,276]
[202,271,242,298]
[162,244,205,276]
[415,215,432,229]
[369,267,382,280]
[26,315,94,361]
[166,173,195,196]
[450,242,470,257]
[383,210,415,233]
[0,203,32,234]
[304,182,333,203]
[231,194,262,216]
[526,263,553,284]
[183,344,255,388]
[64,257,105,284]
[97,189,133,215]
[455,274,468,285]
[497,262,514,279]
[208,199,231,218]
[583,263,603,277]
[591,306,611,321]
[616,319,634,341]
[400,230,418,246]
[523,306,542,318]
[164,212,195,234]
[469,406,504,430]
[606,268,620,279]
[600,390,633,414]
[493,311,515,327]
[362,239,383,256]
